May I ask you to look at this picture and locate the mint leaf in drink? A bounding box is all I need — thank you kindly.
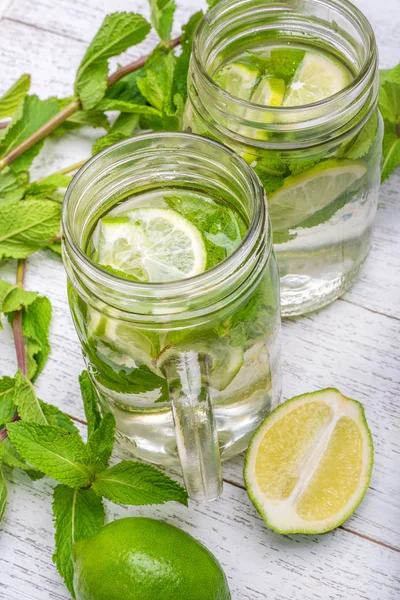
[85,413,115,473]
[339,111,379,160]
[12,370,48,424]
[0,168,29,205]
[40,402,80,435]
[254,168,284,194]
[0,467,6,522]
[174,11,204,102]
[149,0,176,42]
[75,13,151,110]
[1,437,44,480]
[92,460,188,506]
[0,74,30,120]
[20,295,52,381]
[0,376,15,427]
[0,95,60,172]
[7,422,91,487]
[79,371,102,438]
[0,279,37,328]
[0,199,61,260]
[53,484,105,597]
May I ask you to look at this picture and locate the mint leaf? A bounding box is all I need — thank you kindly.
[381,120,400,182]
[0,168,29,205]
[0,74,30,120]
[92,131,129,155]
[20,295,52,381]
[7,422,91,487]
[1,437,43,480]
[96,98,160,115]
[254,168,284,194]
[12,371,48,424]
[149,0,176,42]
[92,460,188,506]
[137,47,175,112]
[25,174,71,199]
[0,199,61,260]
[40,402,80,436]
[0,467,6,522]
[339,111,379,160]
[79,371,101,438]
[53,484,105,597]
[0,279,37,328]
[110,112,140,135]
[75,13,151,110]
[0,376,16,426]
[0,95,60,172]
[85,413,115,473]
[174,11,203,102]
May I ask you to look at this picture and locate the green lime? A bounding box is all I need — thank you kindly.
[73,517,231,600]
[96,208,207,282]
[283,51,351,106]
[214,62,259,100]
[250,76,285,107]
[268,159,367,231]
[244,389,373,534]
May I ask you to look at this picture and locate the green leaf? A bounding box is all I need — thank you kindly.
[137,47,176,112]
[381,120,400,182]
[0,376,16,426]
[0,168,29,205]
[79,371,101,438]
[96,98,160,115]
[12,371,48,424]
[53,484,105,597]
[0,199,61,260]
[0,279,37,328]
[1,437,43,480]
[85,413,115,473]
[92,460,188,506]
[0,74,30,120]
[0,95,60,171]
[149,0,176,42]
[110,112,140,135]
[75,12,151,110]
[0,467,7,522]
[7,422,91,487]
[92,131,130,155]
[25,174,71,199]
[40,402,80,436]
[339,111,379,160]
[68,110,110,130]
[174,11,203,102]
[20,295,52,381]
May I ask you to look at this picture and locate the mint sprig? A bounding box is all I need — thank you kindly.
[379,65,400,182]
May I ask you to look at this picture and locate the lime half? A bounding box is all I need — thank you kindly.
[245,389,373,534]
[251,76,285,107]
[268,159,367,231]
[214,62,259,101]
[97,208,207,283]
[283,52,351,106]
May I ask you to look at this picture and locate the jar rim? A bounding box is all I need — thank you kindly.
[62,131,270,307]
[192,0,377,125]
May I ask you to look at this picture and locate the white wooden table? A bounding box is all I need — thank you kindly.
[0,0,399,598]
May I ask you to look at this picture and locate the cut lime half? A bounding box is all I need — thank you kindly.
[268,159,367,231]
[244,389,373,534]
[97,208,207,283]
[283,52,352,106]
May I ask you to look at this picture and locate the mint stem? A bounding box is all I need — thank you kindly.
[0,35,182,173]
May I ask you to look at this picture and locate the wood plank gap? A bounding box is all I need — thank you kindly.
[338,297,400,322]
[0,0,15,20]
[3,15,88,44]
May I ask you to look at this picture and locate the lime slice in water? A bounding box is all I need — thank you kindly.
[268,159,367,231]
[97,208,207,283]
[283,52,351,106]
[251,76,285,107]
[244,389,373,534]
[214,62,259,101]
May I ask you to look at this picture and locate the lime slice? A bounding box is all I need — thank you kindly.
[158,336,243,391]
[245,389,373,534]
[251,76,285,107]
[214,62,259,101]
[283,52,351,106]
[268,159,367,231]
[97,208,207,282]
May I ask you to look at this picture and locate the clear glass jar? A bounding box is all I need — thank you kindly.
[62,133,281,501]
[184,0,383,316]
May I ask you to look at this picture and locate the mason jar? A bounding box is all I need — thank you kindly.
[185,0,382,316]
[62,133,281,501]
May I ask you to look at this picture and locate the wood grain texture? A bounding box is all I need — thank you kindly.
[0,0,399,598]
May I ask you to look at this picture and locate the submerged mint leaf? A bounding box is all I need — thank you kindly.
[75,13,151,110]
[339,111,379,160]
[149,0,176,42]
[92,460,188,506]
[0,74,30,120]
[53,484,105,597]
[7,421,91,487]
[0,199,61,260]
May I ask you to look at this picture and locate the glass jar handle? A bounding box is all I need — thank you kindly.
[161,350,222,502]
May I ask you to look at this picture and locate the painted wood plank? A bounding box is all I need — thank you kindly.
[0,467,399,600]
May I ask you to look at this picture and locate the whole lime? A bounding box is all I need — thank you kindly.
[73,517,231,600]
